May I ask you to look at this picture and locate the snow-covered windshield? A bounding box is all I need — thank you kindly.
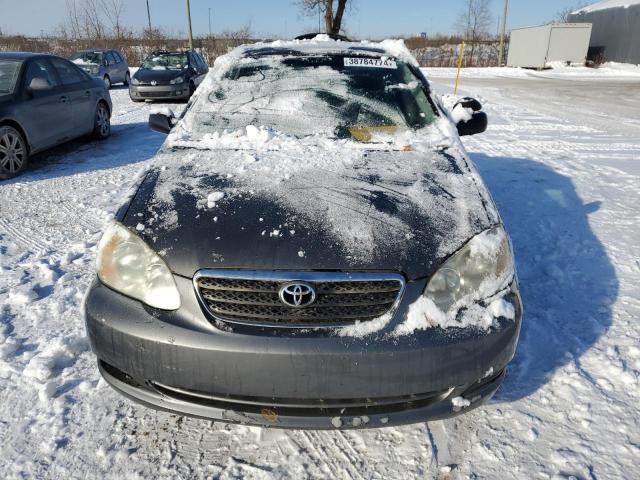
[0,60,22,94]
[186,55,437,140]
[142,53,188,70]
[70,51,103,65]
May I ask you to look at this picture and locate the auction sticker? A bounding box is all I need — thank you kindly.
[344,57,397,69]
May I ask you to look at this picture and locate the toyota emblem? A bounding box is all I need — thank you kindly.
[279,282,316,308]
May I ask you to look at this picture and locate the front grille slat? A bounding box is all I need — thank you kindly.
[195,271,404,329]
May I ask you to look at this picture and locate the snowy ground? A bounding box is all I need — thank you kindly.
[1,71,639,479]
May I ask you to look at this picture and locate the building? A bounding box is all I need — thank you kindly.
[507,24,592,69]
[568,0,640,64]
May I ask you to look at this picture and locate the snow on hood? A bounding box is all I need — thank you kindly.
[123,120,499,280]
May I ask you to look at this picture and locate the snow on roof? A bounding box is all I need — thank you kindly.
[232,34,419,67]
[573,0,640,14]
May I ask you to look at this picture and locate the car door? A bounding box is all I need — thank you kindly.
[106,52,122,83]
[114,51,127,82]
[16,58,71,150]
[50,57,96,136]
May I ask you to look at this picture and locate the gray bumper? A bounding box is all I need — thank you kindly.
[129,84,190,100]
[84,275,522,428]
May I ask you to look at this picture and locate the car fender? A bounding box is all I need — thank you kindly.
[0,117,33,154]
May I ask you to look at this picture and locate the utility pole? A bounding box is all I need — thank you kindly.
[208,8,212,37]
[146,0,152,33]
[498,0,509,67]
[186,0,194,50]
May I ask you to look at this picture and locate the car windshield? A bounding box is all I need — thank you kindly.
[142,53,188,70]
[186,55,437,140]
[0,60,22,94]
[71,51,103,65]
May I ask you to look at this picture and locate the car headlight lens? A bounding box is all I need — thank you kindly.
[91,67,100,75]
[170,76,184,85]
[97,222,181,310]
[425,226,514,313]
[131,76,140,85]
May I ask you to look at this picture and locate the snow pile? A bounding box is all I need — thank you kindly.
[573,0,640,14]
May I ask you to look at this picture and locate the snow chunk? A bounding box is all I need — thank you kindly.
[331,417,343,428]
[452,396,471,408]
[207,191,225,208]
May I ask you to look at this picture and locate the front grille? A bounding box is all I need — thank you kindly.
[194,271,405,328]
[140,90,171,98]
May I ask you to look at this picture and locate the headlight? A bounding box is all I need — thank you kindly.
[91,67,100,75]
[131,76,140,85]
[425,226,514,313]
[170,76,184,85]
[97,222,181,310]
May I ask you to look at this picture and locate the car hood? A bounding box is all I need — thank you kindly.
[121,143,500,281]
[134,68,187,82]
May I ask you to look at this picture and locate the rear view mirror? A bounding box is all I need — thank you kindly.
[149,111,175,134]
[27,77,52,92]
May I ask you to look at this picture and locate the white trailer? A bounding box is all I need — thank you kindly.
[507,23,593,69]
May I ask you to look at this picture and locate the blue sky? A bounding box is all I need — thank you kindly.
[0,0,588,38]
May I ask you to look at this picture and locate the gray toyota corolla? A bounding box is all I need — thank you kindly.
[84,38,522,429]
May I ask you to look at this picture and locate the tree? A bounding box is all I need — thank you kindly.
[298,0,350,35]
[454,0,493,66]
[101,0,126,39]
[553,4,588,23]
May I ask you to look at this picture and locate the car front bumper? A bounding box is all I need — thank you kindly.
[84,275,522,429]
[129,84,190,101]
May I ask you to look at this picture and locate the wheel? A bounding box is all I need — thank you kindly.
[92,103,111,140]
[124,71,130,86]
[103,75,111,89]
[0,126,28,180]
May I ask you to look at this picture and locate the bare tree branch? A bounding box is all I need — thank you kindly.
[454,0,493,66]
[296,0,351,34]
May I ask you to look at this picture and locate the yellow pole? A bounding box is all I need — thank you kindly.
[454,41,466,95]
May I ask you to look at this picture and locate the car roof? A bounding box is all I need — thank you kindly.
[0,52,47,61]
[77,48,112,53]
[236,36,417,66]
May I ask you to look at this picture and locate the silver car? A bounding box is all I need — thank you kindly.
[70,49,130,89]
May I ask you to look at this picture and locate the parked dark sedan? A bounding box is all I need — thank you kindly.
[85,39,521,429]
[0,52,112,179]
[129,50,208,102]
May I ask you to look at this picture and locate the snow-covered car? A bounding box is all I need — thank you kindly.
[128,50,209,102]
[70,49,130,89]
[0,52,112,180]
[84,37,522,429]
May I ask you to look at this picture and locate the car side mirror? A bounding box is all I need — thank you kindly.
[452,97,487,136]
[27,77,52,92]
[457,112,488,137]
[455,97,482,112]
[149,111,175,134]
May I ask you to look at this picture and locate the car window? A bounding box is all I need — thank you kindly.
[196,53,207,72]
[0,59,23,94]
[185,55,437,141]
[50,58,86,85]
[23,59,60,89]
[142,53,188,70]
[114,51,124,63]
[105,52,116,65]
[70,51,103,66]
